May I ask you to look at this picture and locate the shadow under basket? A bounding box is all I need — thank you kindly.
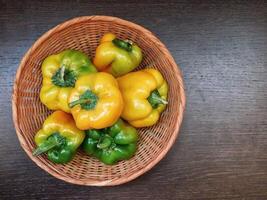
[12,16,186,186]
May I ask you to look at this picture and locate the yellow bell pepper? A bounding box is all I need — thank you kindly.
[117,68,168,127]
[68,72,123,130]
[93,33,142,77]
[40,50,97,113]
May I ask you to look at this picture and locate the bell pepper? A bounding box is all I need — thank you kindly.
[33,111,85,164]
[93,33,143,77]
[117,68,168,127]
[40,49,97,113]
[68,72,123,130]
[83,119,138,165]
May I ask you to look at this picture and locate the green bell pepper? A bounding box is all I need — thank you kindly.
[33,111,85,164]
[83,119,138,165]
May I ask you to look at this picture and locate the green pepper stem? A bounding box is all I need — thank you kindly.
[33,133,65,156]
[51,66,76,87]
[68,90,98,110]
[112,38,132,52]
[147,90,168,109]
[33,140,59,156]
[151,95,168,105]
[60,65,65,82]
[97,137,112,149]
[69,99,91,108]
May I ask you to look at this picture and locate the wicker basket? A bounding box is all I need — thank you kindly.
[12,16,185,186]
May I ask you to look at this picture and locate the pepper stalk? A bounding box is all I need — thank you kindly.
[147,90,168,109]
[33,133,66,156]
[69,90,98,110]
[112,38,133,52]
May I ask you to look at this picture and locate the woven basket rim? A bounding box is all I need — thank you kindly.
[12,15,186,186]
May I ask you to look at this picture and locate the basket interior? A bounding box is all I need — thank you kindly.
[14,17,182,185]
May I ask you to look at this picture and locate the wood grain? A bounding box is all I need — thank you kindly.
[1,0,267,199]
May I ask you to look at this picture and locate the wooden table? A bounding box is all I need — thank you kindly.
[1,1,266,199]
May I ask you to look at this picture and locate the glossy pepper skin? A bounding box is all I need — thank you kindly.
[93,33,142,77]
[33,111,85,164]
[40,49,97,113]
[83,119,138,165]
[68,72,123,130]
[117,68,168,127]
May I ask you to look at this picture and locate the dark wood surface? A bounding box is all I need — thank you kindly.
[1,0,267,199]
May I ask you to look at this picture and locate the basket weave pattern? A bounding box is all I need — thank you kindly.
[12,16,185,186]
